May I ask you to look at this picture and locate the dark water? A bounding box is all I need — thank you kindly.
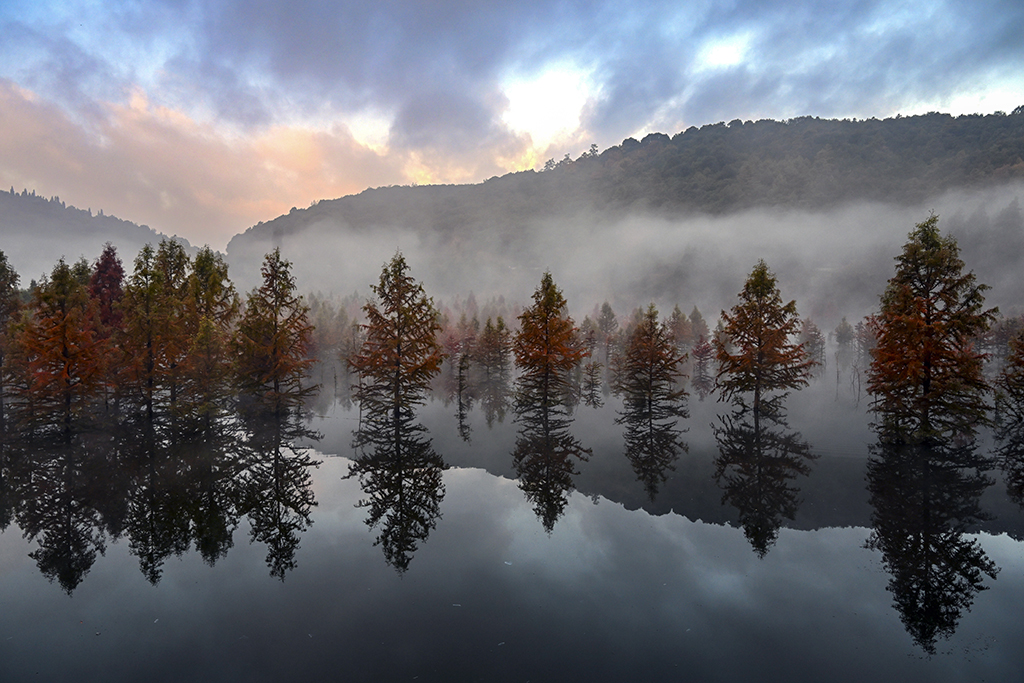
[2,378,1023,682]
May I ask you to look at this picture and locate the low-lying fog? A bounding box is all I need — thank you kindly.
[229,181,1024,329]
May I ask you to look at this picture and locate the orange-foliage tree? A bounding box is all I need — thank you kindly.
[867,215,996,443]
[88,243,124,337]
[350,253,443,421]
[15,259,105,433]
[234,248,315,417]
[715,260,814,414]
[513,272,587,411]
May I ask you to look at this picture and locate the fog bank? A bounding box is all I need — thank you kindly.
[226,181,1024,328]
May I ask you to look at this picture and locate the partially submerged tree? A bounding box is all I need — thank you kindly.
[350,252,444,422]
[612,303,689,422]
[14,259,105,434]
[120,243,177,419]
[867,214,996,443]
[234,248,316,417]
[715,260,814,415]
[178,247,238,428]
[348,253,447,570]
[613,305,689,501]
[514,272,587,411]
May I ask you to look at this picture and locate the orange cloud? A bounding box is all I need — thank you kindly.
[0,81,406,249]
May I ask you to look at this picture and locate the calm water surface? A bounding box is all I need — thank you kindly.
[1,379,1022,682]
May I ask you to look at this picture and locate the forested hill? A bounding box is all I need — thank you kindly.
[231,108,1024,249]
[225,108,1024,316]
[0,188,192,282]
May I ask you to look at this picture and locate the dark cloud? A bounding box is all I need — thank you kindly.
[161,55,273,126]
[390,90,504,152]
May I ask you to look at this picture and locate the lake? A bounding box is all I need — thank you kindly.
[1,374,1022,682]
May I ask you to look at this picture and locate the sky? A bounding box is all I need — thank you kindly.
[1,0,1022,249]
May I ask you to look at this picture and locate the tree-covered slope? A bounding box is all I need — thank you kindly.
[231,108,1024,252]
[225,109,1024,317]
[0,188,191,282]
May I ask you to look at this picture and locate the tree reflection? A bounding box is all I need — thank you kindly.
[237,412,320,580]
[512,401,591,533]
[994,333,1024,507]
[187,431,244,567]
[11,433,115,593]
[865,438,998,655]
[613,303,689,501]
[349,409,446,574]
[122,421,196,584]
[713,402,816,557]
[995,414,1024,508]
[618,401,684,501]
[0,437,14,534]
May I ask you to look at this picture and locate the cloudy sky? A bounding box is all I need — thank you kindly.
[1,0,1022,248]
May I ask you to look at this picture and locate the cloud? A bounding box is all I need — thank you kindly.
[0,80,403,248]
[0,0,1022,242]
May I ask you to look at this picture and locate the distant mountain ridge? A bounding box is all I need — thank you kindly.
[230,108,1024,250]
[0,188,192,282]
[224,109,1024,316]
[3,109,1023,317]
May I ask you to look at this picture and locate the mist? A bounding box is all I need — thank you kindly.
[225,180,1024,330]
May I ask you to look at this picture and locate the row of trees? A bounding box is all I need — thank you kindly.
[0,242,316,438]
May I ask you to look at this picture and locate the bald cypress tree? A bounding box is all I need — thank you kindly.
[350,253,444,424]
[715,260,814,414]
[514,272,587,411]
[0,250,20,425]
[234,248,315,417]
[867,215,996,443]
[16,260,105,434]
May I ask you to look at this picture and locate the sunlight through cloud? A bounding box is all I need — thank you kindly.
[501,63,594,150]
[696,33,752,70]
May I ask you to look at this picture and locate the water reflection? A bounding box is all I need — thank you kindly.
[713,402,816,557]
[10,433,112,593]
[865,438,998,654]
[349,409,446,574]
[512,401,591,532]
[0,408,320,590]
[617,394,688,502]
[122,420,197,584]
[237,413,321,580]
[994,398,1024,508]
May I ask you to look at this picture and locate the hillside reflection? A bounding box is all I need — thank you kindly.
[713,402,816,557]
[866,438,998,655]
[349,409,446,574]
